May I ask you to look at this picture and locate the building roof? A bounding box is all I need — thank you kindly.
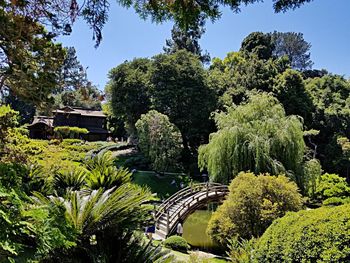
[53,107,106,118]
[28,116,54,127]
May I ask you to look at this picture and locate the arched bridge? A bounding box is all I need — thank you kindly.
[155,183,229,239]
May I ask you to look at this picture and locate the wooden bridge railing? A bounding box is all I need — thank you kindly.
[155,182,229,236]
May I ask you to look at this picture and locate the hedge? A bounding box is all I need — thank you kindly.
[254,204,350,262]
[163,235,190,252]
[54,126,88,139]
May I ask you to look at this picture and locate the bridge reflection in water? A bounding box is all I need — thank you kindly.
[155,183,229,239]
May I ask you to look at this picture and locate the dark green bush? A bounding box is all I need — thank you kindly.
[163,235,190,252]
[0,162,27,189]
[254,204,350,263]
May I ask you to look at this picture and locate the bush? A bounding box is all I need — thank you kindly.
[163,235,190,252]
[207,172,303,244]
[254,204,350,263]
[54,126,88,139]
[315,173,350,205]
[0,162,28,189]
[61,139,84,146]
[135,110,183,173]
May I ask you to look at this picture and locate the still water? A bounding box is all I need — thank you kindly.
[182,208,220,251]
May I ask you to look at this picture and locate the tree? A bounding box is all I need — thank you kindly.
[53,84,103,111]
[240,32,274,60]
[1,0,317,50]
[198,93,305,186]
[305,75,350,177]
[273,69,314,126]
[46,47,103,113]
[135,110,183,173]
[58,47,89,92]
[0,9,66,106]
[208,50,289,108]
[255,204,350,263]
[303,158,322,199]
[207,172,302,244]
[271,31,313,70]
[2,91,36,124]
[164,16,210,64]
[106,58,152,140]
[150,50,216,153]
[120,0,315,34]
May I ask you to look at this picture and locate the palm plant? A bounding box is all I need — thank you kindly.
[84,153,131,190]
[32,182,166,262]
[53,169,87,196]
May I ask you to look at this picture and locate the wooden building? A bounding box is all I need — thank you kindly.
[28,107,109,141]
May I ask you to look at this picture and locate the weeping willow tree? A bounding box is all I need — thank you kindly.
[198,93,305,187]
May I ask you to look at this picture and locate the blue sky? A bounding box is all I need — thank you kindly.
[58,0,350,90]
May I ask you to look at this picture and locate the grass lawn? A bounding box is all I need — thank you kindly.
[133,170,189,199]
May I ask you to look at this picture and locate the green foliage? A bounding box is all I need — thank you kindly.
[254,204,350,263]
[27,140,116,176]
[208,51,287,109]
[315,173,350,205]
[150,50,216,152]
[54,126,89,139]
[0,105,18,141]
[240,32,274,60]
[303,158,322,199]
[228,237,256,263]
[84,153,132,190]
[0,186,76,261]
[0,162,28,189]
[271,31,313,70]
[305,75,350,176]
[106,58,152,139]
[164,17,210,64]
[198,93,305,185]
[119,0,313,33]
[136,110,183,173]
[0,6,66,105]
[0,106,45,163]
[207,172,302,244]
[163,235,190,252]
[273,69,313,125]
[32,183,154,261]
[53,169,87,196]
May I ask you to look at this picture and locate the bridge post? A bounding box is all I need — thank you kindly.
[166,209,170,234]
[206,183,209,198]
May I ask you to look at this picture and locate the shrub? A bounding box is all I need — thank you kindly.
[84,153,131,190]
[315,173,350,205]
[303,158,322,199]
[163,235,190,252]
[207,172,303,244]
[254,204,350,263]
[61,139,84,146]
[54,126,88,139]
[53,169,87,195]
[135,110,183,173]
[0,162,27,189]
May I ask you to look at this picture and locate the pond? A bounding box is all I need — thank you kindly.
[182,206,222,252]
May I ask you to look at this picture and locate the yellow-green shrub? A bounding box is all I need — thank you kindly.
[207,172,303,244]
[254,204,350,262]
[54,126,88,139]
